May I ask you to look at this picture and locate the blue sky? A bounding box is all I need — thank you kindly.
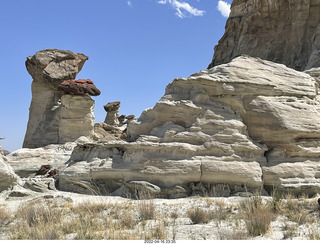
[0,0,232,151]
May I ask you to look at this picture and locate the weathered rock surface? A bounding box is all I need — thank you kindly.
[54,56,320,196]
[23,49,97,148]
[208,0,320,71]
[59,94,95,144]
[58,79,101,96]
[0,146,20,192]
[94,123,127,141]
[7,141,77,178]
[305,67,320,84]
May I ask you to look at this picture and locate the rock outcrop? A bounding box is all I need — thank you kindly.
[0,146,20,192]
[208,0,320,71]
[7,141,78,178]
[23,49,99,148]
[55,56,320,197]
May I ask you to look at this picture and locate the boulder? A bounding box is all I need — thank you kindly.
[35,165,52,176]
[94,122,127,141]
[0,146,20,192]
[23,49,97,148]
[208,0,320,71]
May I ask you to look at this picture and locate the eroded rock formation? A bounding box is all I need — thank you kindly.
[23,49,99,148]
[0,145,20,192]
[208,0,320,71]
[55,56,320,197]
[11,1,320,197]
[104,101,121,126]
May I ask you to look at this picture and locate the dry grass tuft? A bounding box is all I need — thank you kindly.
[211,203,232,222]
[187,207,211,224]
[10,200,64,240]
[239,196,275,236]
[138,199,156,221]
[144,221,167,240]
[279,196,315,226]
[0,205,11,225]
[15,202,58,227]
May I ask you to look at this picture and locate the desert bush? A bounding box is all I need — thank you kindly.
[239,197,275,236]
[187,207,211,224]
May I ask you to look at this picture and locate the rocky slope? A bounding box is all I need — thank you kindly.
[208,0,320,71]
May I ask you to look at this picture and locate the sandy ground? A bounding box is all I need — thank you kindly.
[1,187,320,240]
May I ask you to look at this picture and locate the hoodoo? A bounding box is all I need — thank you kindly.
[23,49,100,148]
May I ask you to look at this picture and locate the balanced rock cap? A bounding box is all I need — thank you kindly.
[58,79,101,96]
[104,101,121,112]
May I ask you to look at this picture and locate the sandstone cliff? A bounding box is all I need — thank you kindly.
[208,0,320,71]
[23,49,100,148]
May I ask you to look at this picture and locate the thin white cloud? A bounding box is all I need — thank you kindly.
[127,1,132,7]
[158,0,205,18]
[217,0,231,18]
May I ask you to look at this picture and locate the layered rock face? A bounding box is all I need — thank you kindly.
[23,49,99,148]
[56,56,320,196]
[7,141,78,177]
[208,0,320,71]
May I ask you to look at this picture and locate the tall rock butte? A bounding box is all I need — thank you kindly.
[23,49,100,148]
[208,0,320,71]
